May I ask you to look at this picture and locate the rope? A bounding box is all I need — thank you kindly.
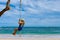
[19,0,22,19]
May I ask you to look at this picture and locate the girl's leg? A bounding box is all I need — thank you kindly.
[13,28,18,35]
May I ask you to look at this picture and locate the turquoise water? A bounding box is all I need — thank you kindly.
[0,27,60,34]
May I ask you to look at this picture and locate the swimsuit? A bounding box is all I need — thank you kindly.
[18,24,23,31]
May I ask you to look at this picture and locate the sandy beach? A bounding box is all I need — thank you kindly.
[0,34,60,40]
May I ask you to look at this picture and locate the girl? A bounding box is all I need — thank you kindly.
[13,19,25,35]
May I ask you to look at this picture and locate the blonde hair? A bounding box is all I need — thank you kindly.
[19,19,24,22]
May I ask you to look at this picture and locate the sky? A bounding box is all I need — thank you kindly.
[0,0,60,27]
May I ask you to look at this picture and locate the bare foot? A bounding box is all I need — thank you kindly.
[12,33,16,35]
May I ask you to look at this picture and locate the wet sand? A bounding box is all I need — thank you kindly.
[0,34,60,40]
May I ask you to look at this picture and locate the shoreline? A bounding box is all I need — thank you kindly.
[0,34,60,38]
[0,34,60,40]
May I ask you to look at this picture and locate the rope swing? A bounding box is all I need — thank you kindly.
[20,0,22,19]
[19,0,24,22]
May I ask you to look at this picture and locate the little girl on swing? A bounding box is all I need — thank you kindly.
[13,19,25,35]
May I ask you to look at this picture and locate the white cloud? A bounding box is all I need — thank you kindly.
[0,0,60,27]
[37,0,60,11]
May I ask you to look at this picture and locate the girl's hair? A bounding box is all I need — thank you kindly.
[19,19,24,22]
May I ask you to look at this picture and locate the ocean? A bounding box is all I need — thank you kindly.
[0,27,60,34]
